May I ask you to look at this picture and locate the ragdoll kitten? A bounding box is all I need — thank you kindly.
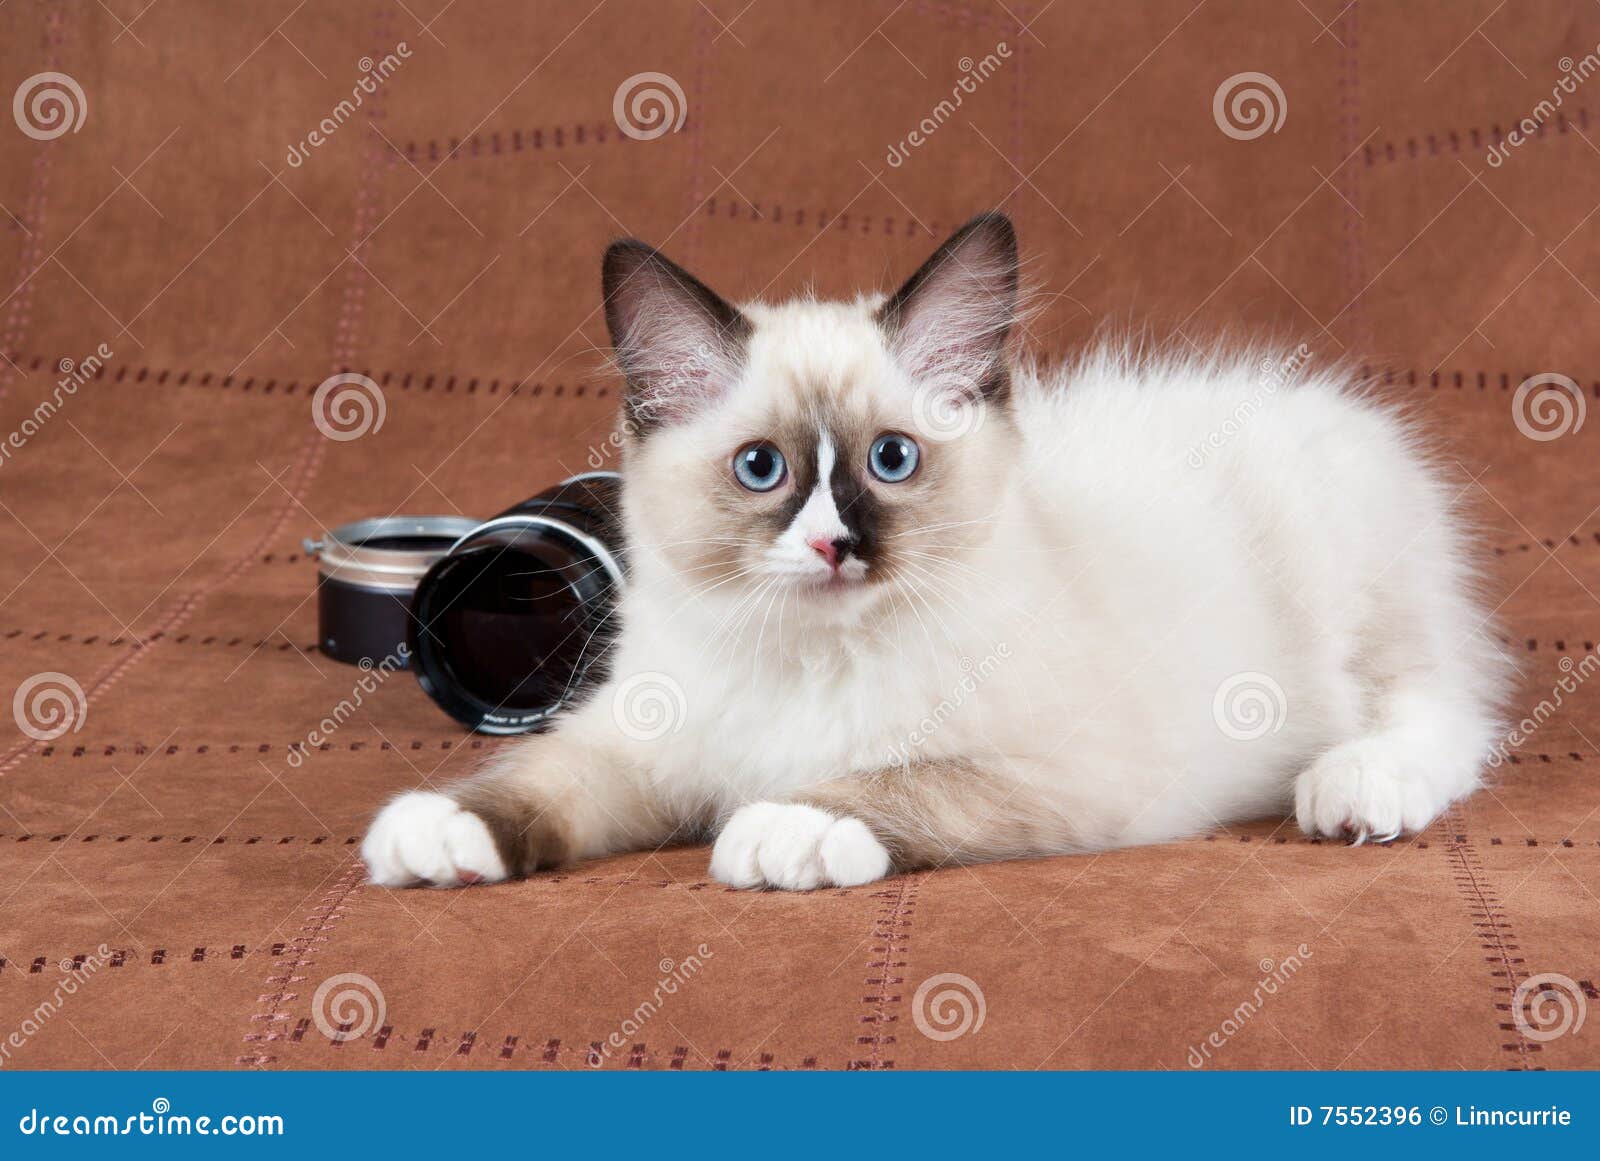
[362,212,1509,891]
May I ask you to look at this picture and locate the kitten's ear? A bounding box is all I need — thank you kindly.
[876,211,1018,396]
[602,239,751,432]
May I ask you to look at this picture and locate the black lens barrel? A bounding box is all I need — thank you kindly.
[310,515,481,668]
[407,473,624,734]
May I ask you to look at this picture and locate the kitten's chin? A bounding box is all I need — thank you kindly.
[799,571,868,593]
[754,567,882,617]
[793,572,884,623]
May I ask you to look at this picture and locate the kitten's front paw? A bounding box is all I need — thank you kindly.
[362,791,508,888]
[710,802,891,890]
[1294,740,1446,844]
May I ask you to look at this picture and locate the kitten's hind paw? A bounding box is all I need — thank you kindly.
[362,791,508,888]
[710,802,891,890]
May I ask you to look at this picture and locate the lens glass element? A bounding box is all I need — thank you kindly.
[432,545,590,710]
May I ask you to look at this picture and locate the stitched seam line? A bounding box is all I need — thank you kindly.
[246,1025,819,1069]
[0,6,64,403]
[856,877,918,1070]
[0,355,609,400]
[235,860,366,1067]
[1444,804,1538,1068]
[1365,109,1592,167]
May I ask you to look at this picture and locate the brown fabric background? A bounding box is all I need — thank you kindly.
[1,0,1597,1071]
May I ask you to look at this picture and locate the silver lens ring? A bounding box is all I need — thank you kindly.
[443,513,625,596]
[311,515,481,592]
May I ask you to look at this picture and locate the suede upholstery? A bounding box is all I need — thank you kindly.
[1,0,1597,1070]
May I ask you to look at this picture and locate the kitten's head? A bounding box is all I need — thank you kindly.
[604,213,1020,626]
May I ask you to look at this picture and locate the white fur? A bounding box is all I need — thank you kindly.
[709,803,891,889]
[368,312,1510,889]
[586,342,1508,870]
[363,791,507,887]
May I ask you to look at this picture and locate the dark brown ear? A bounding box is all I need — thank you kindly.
[602,240,751,432]
[876,212,1018,398]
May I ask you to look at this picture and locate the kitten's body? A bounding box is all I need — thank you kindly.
[363,215,1508,891]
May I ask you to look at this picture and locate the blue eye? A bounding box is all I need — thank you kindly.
[733,442,787,492]
[868,433,920,482]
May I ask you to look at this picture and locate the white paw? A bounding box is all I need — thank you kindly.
[1294,740,1450,843]
[709,802,891,890]
[362,791,508,888]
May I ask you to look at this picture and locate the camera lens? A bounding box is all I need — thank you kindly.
[308,515,481,668]
[409,473,623,734]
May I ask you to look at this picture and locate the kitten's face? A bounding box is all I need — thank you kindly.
[604,214,1019,627]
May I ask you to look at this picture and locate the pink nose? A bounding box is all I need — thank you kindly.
[808,537,840,568]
